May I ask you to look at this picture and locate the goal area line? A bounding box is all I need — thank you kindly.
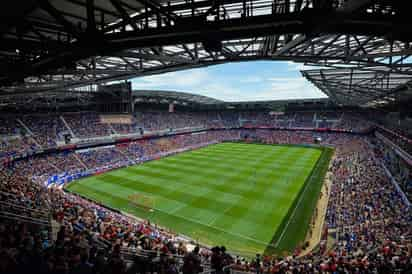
[129,201,276,249]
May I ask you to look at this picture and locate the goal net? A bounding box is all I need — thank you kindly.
[127,193,155,212]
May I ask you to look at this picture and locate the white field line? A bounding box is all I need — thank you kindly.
[169,203,189,215]
[206,204,234,226]
[205,149,289,227]
[129,145,316,249]
[105,144,320,250]
[317,176,331,244]
[274,152,325,248]
[150,203,274,248]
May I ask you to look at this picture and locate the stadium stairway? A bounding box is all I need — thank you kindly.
[16,118,43,148]
[73,152,89,169]
[60,115,76,138]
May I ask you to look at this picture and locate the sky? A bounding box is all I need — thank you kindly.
[131,61,327,102]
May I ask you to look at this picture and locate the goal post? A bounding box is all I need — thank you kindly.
[127,193,155,212]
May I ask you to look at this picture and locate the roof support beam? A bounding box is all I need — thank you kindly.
[86,0,96,32]
[316,35,341,56]
[135,0,179,23]
[120,57,141,72]
[274,35,307,56]
[347,36,373,58]
[113,51,194,64]
[37,0,82,39]
[182,44,196,60]
[66,0,119,17]
[109,0,139,31]
[204,0,221,17]
[339,0,374,13]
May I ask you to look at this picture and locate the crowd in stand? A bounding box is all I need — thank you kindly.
[232,132,412,273]
[376,127,412,155]
[332,113,374,133]
[78,147,131,170]
[0,111,377,160]
[247,129,315,144]
[372,138,412,202]
[1,133,237,274]
[64,113,114,139]
[1,113,411,273]
[119,131,240,162]
[20,115,66,148]
[322,137,411,273]
[111,122,140,135]
[136,112,209,132]
[0,135,39,159]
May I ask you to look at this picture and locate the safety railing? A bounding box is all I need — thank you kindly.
[120,246,213,272]
[0,197,51,226]
[223,264,255,274]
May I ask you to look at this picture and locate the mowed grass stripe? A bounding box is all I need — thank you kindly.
[173,147,300,230]
[68,182,272,253]
[66,142,323,256]
[69,143,318,250]
[102,167,288,224]
[77,144,308,219]
[179,147,319,167]
[172,152,315,169]
[151,143,311,245]
[134,146,300,192]
[95,173,266,220]
[132,147,310,212]
[211,148,319,243]
[128,163,295,207]
[162,146,315,175]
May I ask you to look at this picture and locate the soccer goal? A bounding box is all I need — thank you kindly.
[127,193,155,212]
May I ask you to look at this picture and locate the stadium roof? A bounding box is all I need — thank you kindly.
[133,90,223,105]
[0,1,412,108]
[302,66,412,107]
[131,89,330,109]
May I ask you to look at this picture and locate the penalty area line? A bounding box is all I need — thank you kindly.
[149,204,274,248]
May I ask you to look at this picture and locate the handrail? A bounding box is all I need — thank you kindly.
[121,246,211,261]
[0,200,50,215]
[376,131,412,165]
[0,211,50,226]
[0,190,50,205]
[0,190,47,200]
[119,246,212,270]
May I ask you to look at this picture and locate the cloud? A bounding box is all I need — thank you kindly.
[238,76,264,83]
[223,77,326,102]
[131,61,327,102]
[268,78,326,100]
[133,69,210,89]
[286,61,319,72]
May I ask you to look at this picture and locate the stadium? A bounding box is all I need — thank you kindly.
[0,1,411,273]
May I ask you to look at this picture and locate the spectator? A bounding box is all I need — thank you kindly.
[182,246,202,274]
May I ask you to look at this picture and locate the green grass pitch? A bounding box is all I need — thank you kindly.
[66,142,332,256]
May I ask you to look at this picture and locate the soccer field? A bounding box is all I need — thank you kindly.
[66,142,331,256]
